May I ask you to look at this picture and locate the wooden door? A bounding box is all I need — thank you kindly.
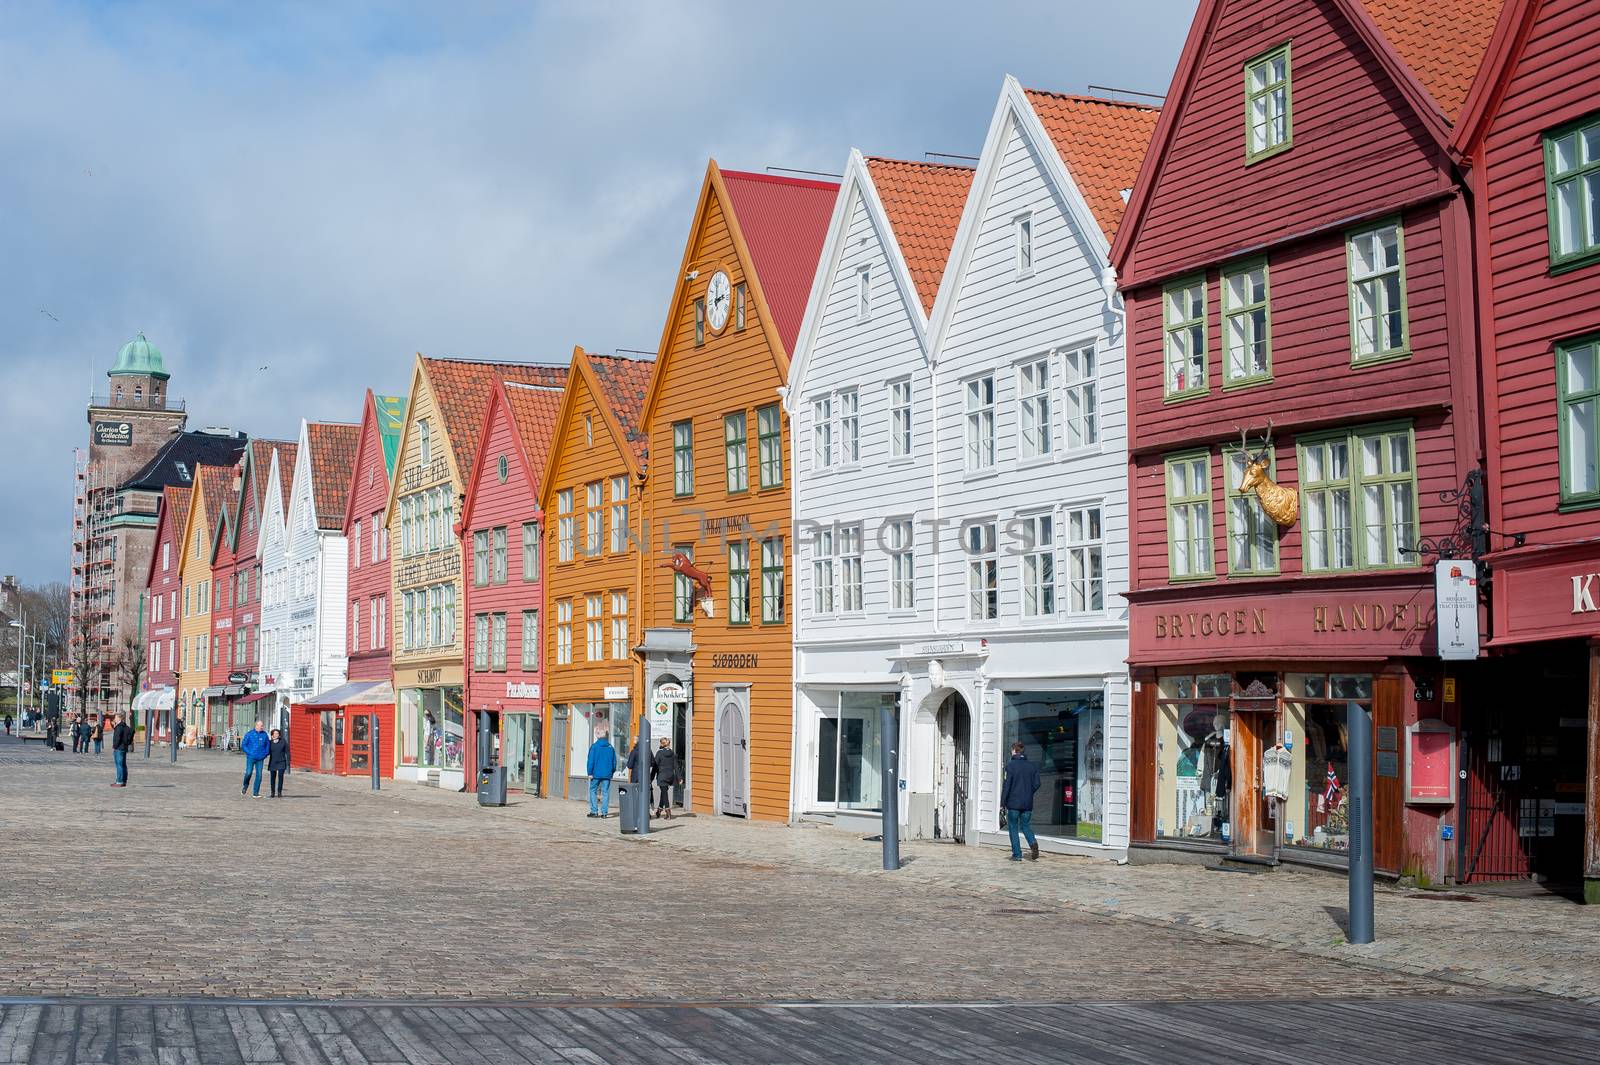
[547,710,568,799]
[718,691,748,817]
[348,713,372,775]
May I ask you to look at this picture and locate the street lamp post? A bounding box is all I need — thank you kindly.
[8,619,23,729]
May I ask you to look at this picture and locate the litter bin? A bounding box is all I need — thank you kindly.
[617,783,639,833]
[477,765,507,807]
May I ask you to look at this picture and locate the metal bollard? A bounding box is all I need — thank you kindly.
[636,716,651,837]
[372,718,381,791]
[144,707,153,759]
[168,705,177,763]
[1347,700,1375,944]
[880,703,900,871]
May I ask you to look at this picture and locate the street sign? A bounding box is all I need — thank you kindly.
[51,669,76,687]
[1434,560,1480,661]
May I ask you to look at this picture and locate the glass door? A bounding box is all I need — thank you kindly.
[814,693,890,812]
[348,713,371,774]
[319,711,335,772]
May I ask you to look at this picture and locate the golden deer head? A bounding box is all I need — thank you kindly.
[1236,419,1299,528]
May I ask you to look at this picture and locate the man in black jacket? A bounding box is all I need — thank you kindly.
[110,713,134,787]
[1000,741,1042,862]
[652,738,680,820]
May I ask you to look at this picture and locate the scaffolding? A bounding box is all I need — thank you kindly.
[69,448,121,717]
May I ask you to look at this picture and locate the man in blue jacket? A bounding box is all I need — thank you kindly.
[1000,741,1042,862]
[586,730,617,818]
[240,720,271,798]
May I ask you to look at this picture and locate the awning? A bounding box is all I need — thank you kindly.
[201,686,227,699]
[132,688,175,712]
[235,691,274,705]
[300,679,394,707]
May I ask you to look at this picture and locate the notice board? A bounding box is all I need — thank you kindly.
[1405,720,1456,805]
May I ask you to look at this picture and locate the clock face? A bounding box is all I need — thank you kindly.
[706,271,732,332]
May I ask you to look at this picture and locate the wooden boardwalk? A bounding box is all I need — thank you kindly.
[0,996,1595,1064]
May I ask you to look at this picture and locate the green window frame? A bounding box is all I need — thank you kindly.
[1557,334,1600,507]
[1299,422,1418,572]
[760,536,785,625]
[1244,43,1292,163]
[1545,113,1600,272]
[672,544,695,622]
[1221,258,1271,386]
[727,540,750,625]
[724,411,749,494]
[1164,451,1213,580]
[1223,445,1279,575]
[672,420,694,497]
[1346,219,1410,365]
[1163,275,1208,400]
[757,403,783,488]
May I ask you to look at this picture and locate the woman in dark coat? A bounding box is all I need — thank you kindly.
[652,738,680,819]
[266,728,290,798]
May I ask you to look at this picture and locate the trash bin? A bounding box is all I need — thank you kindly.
[617,783,639,833]
[477,766,507,807]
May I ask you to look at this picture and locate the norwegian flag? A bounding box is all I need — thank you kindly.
[1324,762,1343,808]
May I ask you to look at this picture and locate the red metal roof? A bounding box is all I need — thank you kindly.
[304,422,360,530]
[1361,0,1506,122]
[420,357,568,481]
[864,158,973,314]
[720,169,840,355]
[1023,90,1161,243]
[501,383,566,496]
[586,352,654,466]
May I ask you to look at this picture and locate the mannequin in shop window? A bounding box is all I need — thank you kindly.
[1186,713,1230,839]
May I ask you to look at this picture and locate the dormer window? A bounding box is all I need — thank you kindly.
[419,419,432,466]
[856,267,872,321]
[1245,44,1292,162]
[1014,214,1033,275]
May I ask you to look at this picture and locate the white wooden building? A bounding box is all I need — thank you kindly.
[258,446,294,731]
[282,420,358,714]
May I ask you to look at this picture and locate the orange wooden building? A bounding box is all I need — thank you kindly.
[538,346,652,803]
[636,162,836,820]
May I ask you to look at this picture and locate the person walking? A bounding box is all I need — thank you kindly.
[174,715,185,747]
[70,715,83,754]
[652,737,680,820]
[266,727,289,797]
[240,719,271,798]
[4,713,12,735]
[1000,741,1042,862]
[92,715,105,756]
[585,729,616,818]
[110,712,133,787]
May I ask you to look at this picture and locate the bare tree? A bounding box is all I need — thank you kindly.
[116,632,147,720]
[24,581,70,665]
[68,609,98,717]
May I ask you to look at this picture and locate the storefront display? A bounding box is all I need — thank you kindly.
[1155,675,1231,842]
[814,692,893,812]
[399,685,465,771]
[1003,690,1106,841]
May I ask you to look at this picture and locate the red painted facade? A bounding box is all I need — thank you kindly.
[344,393,398,685]
[143,486,188,693]
[208,498,238,692]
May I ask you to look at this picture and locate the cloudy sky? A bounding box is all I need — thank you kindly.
[1,0,1195,585]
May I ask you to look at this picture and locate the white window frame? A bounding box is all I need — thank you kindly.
[609,592,628,660]
[1063,504,1105,616]
[966,520,998,621]
[856,265,872,321]
[888,377,913,459]
[964,374,996,473]
[1017,355,1053,461]
[1062,344,1099,450]
[839,524,863,614]
[812,396,833,471]
[887,518,915,612]
[837,389,859,466]
[557,488,575,563]
[1018,511,1056,619]
[556,600,572,665]
[1014,212,1034,276]
[811,526,836,617]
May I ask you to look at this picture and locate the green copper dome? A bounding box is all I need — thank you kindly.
[109,332,170,380]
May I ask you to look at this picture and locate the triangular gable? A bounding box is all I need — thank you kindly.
[209,497,236,566]
[1021,89,1160,245]
[260,448,291,556]
[1450,0,1541,157]
[383,355,432,528]
[144,485,191,590]
[342,389,402,532]
[459,377,564,529]
[418,356,567,487]
[229,438,293,553]
[374,393,407,477]
[719,169,839,354]
[538,346,650,514]
[305,421,361,530]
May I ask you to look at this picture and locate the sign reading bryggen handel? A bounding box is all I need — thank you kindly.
[93,421,133,446]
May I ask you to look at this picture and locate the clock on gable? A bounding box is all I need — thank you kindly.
[706,270,732,333]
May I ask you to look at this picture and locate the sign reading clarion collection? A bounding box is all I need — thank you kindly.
[92,421,133,446]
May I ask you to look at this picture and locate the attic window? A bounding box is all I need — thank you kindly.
[1014,214,1033,276]
[497,454,509,483]
[419,419,432,466]
[175,462,190,481]
[735,283,748,330]
[585,415,593,447]
[1245,43,1292,162]
[1119,188,1132,204]
[694,299,706,347]
[856,267,872,321]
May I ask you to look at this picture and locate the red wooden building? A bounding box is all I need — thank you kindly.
[1454,0,1600,899]
[461,377,566,794]
[1111,0,1502,879]
[225,441,295,734]
[139,485,189,737]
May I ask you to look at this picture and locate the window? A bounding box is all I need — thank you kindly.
[1545,114,1600,269]
[419,419,431,466]
[585,594,603,661]
[1245,44,1292,161]
[839,524,863,614]
[1018,357,1052,460]
[965,375,996,471]
[812,527,835,616]
[584,482,602,556]
[1347,221,1408,363]
[1300,424,1417,571]
[491,613,507,671]
[673,545,696,623]
[1558,335,1600,505]
[162,543,170,571]
[757,404,783,487]
[353,519,362,568]
[888,378,912,458]
[1166,452,1213,580]
[473,614,489,670]
[837,390,859,465]
[521,609,539,670]
[761,537,785,624]
[1222,260,1270,384]
[373,512,383,562]
[1005,690,1105,840]
[371,598,380,650]
[557,488,575,563]
[1225,446,1279,575]
[584,416,593,448]
[814,692,893,811]
[724,412,748,493]
[1014,213,1033,274]
[428,586,442,646]
[492,526,507,583]
[472,530,489,586]
[966,521,997,621]
[1164,277,1207,397]
[856,266,872,321]
[556,600,572,665]
[1062,346,1098,448]
[1019,513,1055,617]
[599,592,623,659]
[378,596,387,648]
[523,521,540,578]
[693,298,706,346]
[608,477,629,553]
[1064,506,1103,614]
[673,421,694,496]
[887,519,914,611]
[352,599,361,652]
[735,282,747,330]
[811,396,833,471]
[444,584,456,644]
[728,540,750,624]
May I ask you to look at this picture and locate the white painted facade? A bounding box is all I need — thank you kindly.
[258,448,293,731]
[789,77,1133,857]
[284,420,349,713]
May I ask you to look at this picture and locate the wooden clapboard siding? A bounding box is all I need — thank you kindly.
[208,503,237,688]
[177,465,229,722]
[345,394,399,683]
[143,486,187,690]
[258,448,294,696]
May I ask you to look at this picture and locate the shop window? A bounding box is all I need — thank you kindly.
[816,692,892,810]
[1281,673,1371,854]
[1003,690,1106,841]
[1224,446,1279,575]
[1154,674,1232,842]
[399,688,420,765]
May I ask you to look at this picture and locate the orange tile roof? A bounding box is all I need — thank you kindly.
[501,383,566,495]
[246,439,295,515]
[162,485,191,550]
[420,357,568,482]
[273,442,298,517]
[1361,0,1504,123]
[304,422,360,529]
[864,158,973,314]
[1023,90,1161,243]
[586,352,654,466]
[197,465,233,544]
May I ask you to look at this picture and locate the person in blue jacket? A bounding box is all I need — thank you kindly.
[586,730,617,818]
[240,720,272,798]
[1000,740,1042,862]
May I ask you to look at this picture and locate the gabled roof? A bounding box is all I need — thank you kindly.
[587,352,653,466]
[273,443,298,516]
[1360,0,1505,124]
[1022,90,1160,243]
[719,169,840,354]
[1449,0,1543,157]
[235,438,295,546]
[863,158,973,314]
[145,485,191,588]
[120,430,249,493]
[304,422,361,530]
[418,356,568,483]
[462,379,566,529]
[190,464,233,562]
[372,393,406,477]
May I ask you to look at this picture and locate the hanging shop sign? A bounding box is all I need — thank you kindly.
[1434,560,1479,661]
[655,682,687,701]
[1405,720,1456,805]
[647,700,675,746]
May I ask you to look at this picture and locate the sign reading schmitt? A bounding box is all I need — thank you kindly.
[1435,559,1480,661]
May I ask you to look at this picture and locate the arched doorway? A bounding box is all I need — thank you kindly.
[934,692,971,843]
